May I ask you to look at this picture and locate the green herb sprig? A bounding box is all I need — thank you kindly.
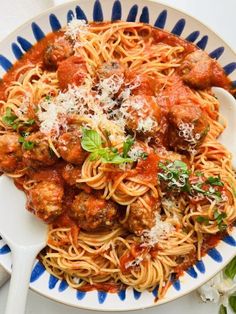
[81,129,134,164]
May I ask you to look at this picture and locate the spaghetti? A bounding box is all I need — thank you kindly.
[0,20,235,298]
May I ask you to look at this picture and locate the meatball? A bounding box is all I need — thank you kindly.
[0,133,22,172]
[70,192,118,231]
[179,50,230,90]
[27,181,64,222]
[120,95,161,136]
[43,37,73,70]
[57,55,87,91]
[124,193,159,236]
[125,72,156,96]
[57,131,87,165]
[168,104,209,151]
[62,163,81,186]
[22,132,57,168]
[98,60,125,79]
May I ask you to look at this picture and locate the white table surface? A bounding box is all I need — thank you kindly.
[0,0,235,313]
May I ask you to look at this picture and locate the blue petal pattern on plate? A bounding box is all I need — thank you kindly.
[209,47,225,60]
[0,55,12,71]
[196,35,208,50]
[59,280,69,292]
[195,260,206,273]
[49,274,59,289]
[223,62,236,75]
[186,267,198,278]
[67,10,75,23]
[93,0,103,22]
[118,289,126,301]
[17,36,32,52]
[32,22,45,41]
[98,291,107,304]
[207,248,223,263]
[171,19,185,36]
[133,289,141,300]
[112,0,122,21]
[126,5,138,22]
[49,14,61,31]
[0,244,10,254]
[139,7,149,23]
[154,10,167,29]
[11,43,23,60]
[185,31,200,43]
[75,5,88,22]
[152,286,158,297]
[0,1,236,307]
[223,235,236,246]
[76,290,86,300]
[30,261,46,283]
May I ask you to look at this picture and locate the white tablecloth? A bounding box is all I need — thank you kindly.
[0,0,235,313]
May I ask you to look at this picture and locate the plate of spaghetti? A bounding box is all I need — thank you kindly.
[0,0,236,311]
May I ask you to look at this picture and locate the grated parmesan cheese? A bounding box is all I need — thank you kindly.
[178,122,200,145]
[141,213,175,247]
[125,256,144,269]
[137,117,157,133]
[128,147,145,161]
[64,18,89,41]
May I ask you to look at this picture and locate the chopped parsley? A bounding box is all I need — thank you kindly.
[206,176,224,186]
[214,210,227,231]
[122,136,134,158]
[2,107,18,128]
[18,136,35,150]
[196,216,209,225]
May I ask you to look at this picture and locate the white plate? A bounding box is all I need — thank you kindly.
[0,0,235,311]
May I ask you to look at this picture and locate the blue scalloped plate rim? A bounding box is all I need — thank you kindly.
[0,0,235,311]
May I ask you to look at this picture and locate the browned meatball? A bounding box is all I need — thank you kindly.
[57,131,87,165]
[22,132,57,168]
[179,50,230,90]
[62,163,81,186]
[43,37,73,70]
[168,104,209,151]
[27,181,64,222]
[98,60,125,79]
[70,192,118,231]
[0,133,22,172]
[124,193,160,236]
[120,95,161,136]
[57,55,87,91]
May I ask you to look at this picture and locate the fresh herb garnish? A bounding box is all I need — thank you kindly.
[196,216,209,225]
[81,129,133,164]
[122,136,134,158]
[19,136,35,150]
[24,119,35,126]
[139,151,148,160]
[229,295,236,313]
[206,176,224,186]
[219,304,228,314]
[158,160,190,192]
[224,257,236,280]
[214,210,227,231]
[2,107,18,128]
[45,95,51,101]
[195,171,203,177]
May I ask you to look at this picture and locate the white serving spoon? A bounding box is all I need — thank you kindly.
[212,87,236,169]
[0,175,47,314]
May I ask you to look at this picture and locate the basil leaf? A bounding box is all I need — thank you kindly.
[173,160,188,171]
[122,136,134,158]
[24,119,35,126]
[225,257,236,280]
[81,129,102,152]
[101,155,133,164]
[206,176,224,186]
[22,141,35,150]
[229,295,236,313]
[219,304,227,314]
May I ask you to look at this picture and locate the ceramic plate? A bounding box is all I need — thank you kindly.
[0,0,236,311]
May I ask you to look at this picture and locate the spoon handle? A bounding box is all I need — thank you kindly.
[5,246,38,314]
